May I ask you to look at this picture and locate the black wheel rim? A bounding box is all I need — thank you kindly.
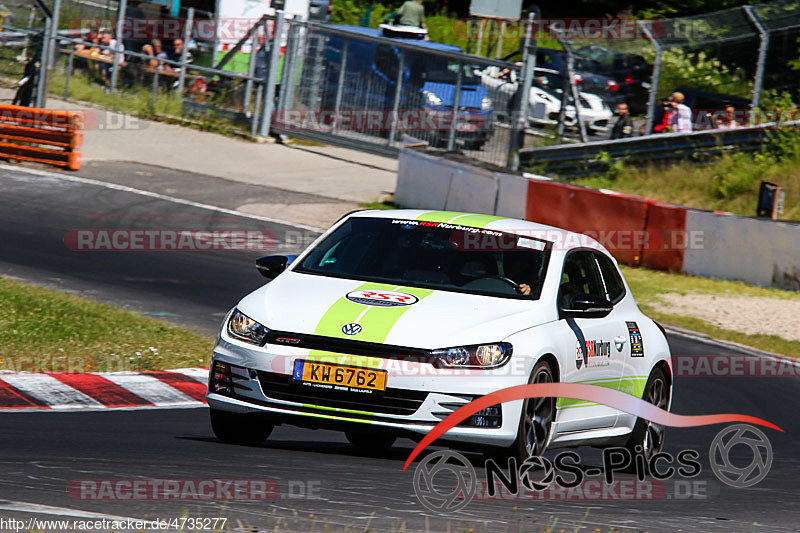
[642,376,668,459]
[524,368,555,458]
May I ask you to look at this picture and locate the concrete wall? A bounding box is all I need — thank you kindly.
[684,210,800,290]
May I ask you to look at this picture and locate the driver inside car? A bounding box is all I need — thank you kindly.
[505,254,535,296]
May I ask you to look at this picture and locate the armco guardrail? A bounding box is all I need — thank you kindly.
[397,147,800,291]
[519,121,798,178]
[0,104,84,170]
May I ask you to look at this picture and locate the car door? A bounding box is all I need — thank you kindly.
[593,251,649,404]
[553,249,628,432]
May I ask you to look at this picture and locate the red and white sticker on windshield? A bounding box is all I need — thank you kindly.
[346,290,419,307]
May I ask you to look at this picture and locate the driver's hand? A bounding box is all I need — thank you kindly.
[518,283,531,296]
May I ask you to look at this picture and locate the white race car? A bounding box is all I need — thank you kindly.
[480,66,613,135]
[208,210,672,462]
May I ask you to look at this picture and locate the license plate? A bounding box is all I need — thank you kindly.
[293,360,387,393]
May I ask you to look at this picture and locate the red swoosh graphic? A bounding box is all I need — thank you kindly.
[403,383,783,472]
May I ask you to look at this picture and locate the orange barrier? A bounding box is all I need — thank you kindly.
[525,180,648,266]
[640,200,687,272]
[0,105,84,170]
[525,179,688,271]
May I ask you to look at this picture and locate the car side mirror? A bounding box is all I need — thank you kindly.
[256,255,291,279]
[560,293,613,319]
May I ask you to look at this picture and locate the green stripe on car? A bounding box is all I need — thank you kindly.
[416,211,507,227]
[308,284,434,369]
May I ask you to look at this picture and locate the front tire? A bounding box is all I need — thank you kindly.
[210,408,273,445]
[494,360,557,463]
[624,367,669,462]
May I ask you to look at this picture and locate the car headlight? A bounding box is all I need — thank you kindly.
[481,95,493,111]
[432,342,512,368]
[226,309,269,345]
[423,90,443,107]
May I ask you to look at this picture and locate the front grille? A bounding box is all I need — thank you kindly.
[256,370,428,416]
[265,330,434,364]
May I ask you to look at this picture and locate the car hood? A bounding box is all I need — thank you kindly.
[236,271,554,350]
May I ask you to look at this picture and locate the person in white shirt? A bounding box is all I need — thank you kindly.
[668,91,692,133]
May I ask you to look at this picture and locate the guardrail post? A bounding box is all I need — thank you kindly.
[259,12,285,137]
[446,61,463,150]
[743,5,769,111]
[48,0,61,68]
[151,68,159,113]
[277,21,298,115]
[36,17,52,108]
[244,23,258,115]
[177,7,194,96]
[388,50,405,145]
[331,37,350,133]
[64,47,75,99]
[507,12,536,170]
[110,0,127,92]
[555,30,586,143]
[639,20,662,136]
[252,81,263,137]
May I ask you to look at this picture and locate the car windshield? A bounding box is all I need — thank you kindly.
[295,217,552,299]
[422,57,481,84]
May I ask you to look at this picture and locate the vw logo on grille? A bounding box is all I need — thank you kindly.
[342,323,362,336]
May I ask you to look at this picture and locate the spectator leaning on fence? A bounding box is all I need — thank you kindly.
[171,39,191,65]
[668,92,692,133]
[610,102,633,139]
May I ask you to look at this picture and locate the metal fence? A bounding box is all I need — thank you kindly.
[1,0,798,172]
[552,1,800,135]
[271,20,540,167]
[518,119,800,178]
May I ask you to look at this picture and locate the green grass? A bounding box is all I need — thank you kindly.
[46,66,254,138]
[570,147,800,222]
[622,265,800,356]
[0,276,214,372]
[360,198,395,210]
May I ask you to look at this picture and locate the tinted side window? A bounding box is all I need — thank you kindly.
[558,251,605,309]
[594,252,626,303]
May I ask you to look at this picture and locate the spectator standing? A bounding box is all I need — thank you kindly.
[610,102,633,139]
[171,38,191,64]
[151,39,171,71]
[98,31,125,85]
[653,100,672,133]
[395,0,425,28]
[254,32,270,81]
[722,104,739,128]
[668,91,692,133]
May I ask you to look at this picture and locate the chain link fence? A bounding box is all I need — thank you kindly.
[1,0,798,170]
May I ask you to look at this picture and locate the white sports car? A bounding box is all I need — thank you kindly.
[207,210,673,462]
[480,66,613,135]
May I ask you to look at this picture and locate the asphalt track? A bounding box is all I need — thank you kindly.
[0,165,798,532]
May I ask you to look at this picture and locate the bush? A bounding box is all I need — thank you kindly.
[658,48,752,99]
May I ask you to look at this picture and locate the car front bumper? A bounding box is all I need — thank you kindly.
[207,337,525,447]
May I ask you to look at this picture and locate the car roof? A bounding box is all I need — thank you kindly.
[330,25,463,53]
[347,209,606,253]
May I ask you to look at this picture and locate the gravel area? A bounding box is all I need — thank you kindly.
[653,293,800,341]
